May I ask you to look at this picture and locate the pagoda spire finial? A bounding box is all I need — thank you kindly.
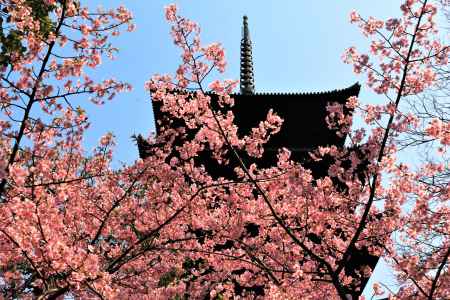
[240,15,255,95]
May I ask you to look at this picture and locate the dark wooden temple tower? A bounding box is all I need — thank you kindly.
[138,16,379,299]
[146,16,361,178]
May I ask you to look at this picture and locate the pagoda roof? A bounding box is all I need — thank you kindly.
[149,82,360,174]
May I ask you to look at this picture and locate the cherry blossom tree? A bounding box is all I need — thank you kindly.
[0,0,141,298]
[0,0,448,299]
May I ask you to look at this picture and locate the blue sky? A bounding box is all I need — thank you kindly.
[82,0,409,297]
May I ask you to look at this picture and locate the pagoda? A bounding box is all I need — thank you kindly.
[138,16,378,299]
